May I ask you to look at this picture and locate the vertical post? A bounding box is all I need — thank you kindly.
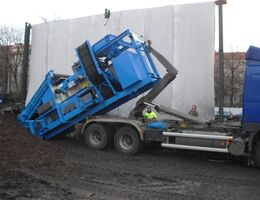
[216,0,226,121]
[21,22,31,103]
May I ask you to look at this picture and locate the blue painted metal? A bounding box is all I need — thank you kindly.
[243,46,260,123]
[147,121,167,129]
[19,30,161,139]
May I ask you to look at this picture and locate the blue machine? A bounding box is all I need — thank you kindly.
[19,30,160,139]
[243,46,260,123]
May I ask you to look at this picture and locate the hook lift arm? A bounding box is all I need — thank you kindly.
[129,40,178,118]
[129,41,210,125]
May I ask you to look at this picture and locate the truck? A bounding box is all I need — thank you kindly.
[19,30,260,168]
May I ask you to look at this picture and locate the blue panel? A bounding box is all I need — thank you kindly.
[243,46,260,123]
[112,51,146,89]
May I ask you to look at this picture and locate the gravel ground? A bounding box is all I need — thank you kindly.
[1,114,260,200]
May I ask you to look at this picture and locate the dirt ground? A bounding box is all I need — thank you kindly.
[1,114,260,200]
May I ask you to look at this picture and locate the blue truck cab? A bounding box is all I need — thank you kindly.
[243,46,260,164]
[243,46,260,124]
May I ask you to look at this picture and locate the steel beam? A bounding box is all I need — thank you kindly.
[216,0,226,121]
[21,22,31,103]
[162,143,229,153]
[163,131,233,140]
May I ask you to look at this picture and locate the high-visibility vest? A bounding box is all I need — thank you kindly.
[144,111,157,119]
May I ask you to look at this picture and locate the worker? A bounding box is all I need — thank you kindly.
[144,106,157,121]
[189,104,198,117]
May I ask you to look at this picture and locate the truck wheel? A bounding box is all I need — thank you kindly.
[254,140,260,168]
[114,127,141,155]
[84,123,111,150]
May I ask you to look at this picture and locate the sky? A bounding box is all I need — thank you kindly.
[0,0,259,52]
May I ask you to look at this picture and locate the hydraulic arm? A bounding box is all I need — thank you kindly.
[129,41,210,125]
[129,41,178,118]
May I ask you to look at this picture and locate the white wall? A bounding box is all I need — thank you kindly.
[27,2,215,119]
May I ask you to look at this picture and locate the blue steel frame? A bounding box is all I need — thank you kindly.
[19,30,161,139]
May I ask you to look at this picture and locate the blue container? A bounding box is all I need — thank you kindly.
[19,30,161,139]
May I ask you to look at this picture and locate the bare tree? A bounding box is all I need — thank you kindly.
[0,25,24,95]
[224,51,245,107]
[215,50,245,107]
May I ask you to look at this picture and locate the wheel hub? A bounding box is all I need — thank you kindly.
[90,131,102,145]
[120,135,133,150]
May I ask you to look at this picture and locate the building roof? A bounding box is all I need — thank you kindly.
[215,52,246,61]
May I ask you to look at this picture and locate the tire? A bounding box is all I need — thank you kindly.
[84,123,112,150]
[254,140,260,168]
[114,127,141,155]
